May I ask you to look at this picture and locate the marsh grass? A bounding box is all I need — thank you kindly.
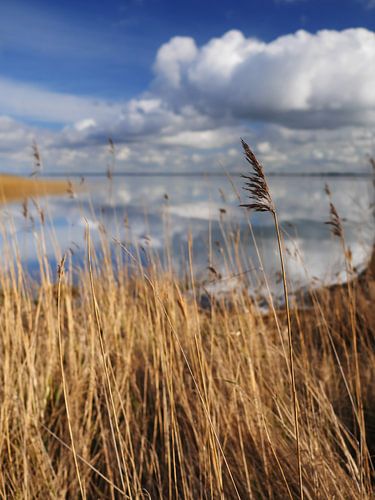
[325,187,371,495]
[0,170,373,498]
[0,174,71,203]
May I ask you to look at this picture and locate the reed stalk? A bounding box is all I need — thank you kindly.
[57,255,86,499]
[325,189,370,495]
[240,139,304,499]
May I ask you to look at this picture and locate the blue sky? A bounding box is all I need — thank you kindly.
[1,0,375,173]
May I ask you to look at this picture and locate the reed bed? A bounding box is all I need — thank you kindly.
[0,164,374,499]
[0,174,70,204]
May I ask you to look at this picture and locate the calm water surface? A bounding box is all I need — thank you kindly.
[1,174,373,298]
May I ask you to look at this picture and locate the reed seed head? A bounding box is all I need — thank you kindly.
[324,183,331,196]
[107,137,115,179]
[325,201,343,238]
[239,139,274,213]
[31,141,42,176]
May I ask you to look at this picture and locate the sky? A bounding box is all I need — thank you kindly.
[1,0,375,174]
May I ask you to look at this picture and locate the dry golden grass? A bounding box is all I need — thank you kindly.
[0,174,71,203]
[0,149,373,498]
[0,213,373,499]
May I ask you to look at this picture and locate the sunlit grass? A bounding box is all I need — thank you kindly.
[0,191,373,498]
[0,174,71,203]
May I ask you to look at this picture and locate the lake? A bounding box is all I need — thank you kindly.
[1,173,373,299]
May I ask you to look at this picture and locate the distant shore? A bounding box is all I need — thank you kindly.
[0,174,71,203]
[32,171,374,178]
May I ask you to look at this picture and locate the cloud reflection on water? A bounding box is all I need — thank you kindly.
[0,174,373,298]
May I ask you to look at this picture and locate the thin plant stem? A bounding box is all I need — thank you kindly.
[57,256,86,499]
[41,424,128,497]
[273,211,304,500]
[240,139,304,499]
[86,223,130,496]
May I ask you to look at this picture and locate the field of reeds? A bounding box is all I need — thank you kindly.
[0,174,70,204]
[0,146,374,499]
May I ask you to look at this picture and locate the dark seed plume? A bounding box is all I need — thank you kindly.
[31,141,42,176]
[325,202,343,238]
[240,139,274,213]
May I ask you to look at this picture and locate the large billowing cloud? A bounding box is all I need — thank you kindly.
[153,28,375,128]
[0,28,375,173]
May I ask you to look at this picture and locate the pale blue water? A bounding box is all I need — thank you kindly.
[1,174,373,297]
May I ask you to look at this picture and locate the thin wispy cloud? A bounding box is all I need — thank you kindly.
[364,0,375,8]
[0,78,120,125]
[0,0,152,74]
[0,2,106,58]
[275,0,307,4]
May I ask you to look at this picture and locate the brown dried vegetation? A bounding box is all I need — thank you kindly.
[0,150,373,498]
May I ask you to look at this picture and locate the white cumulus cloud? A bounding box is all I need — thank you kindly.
[153,28,375,128]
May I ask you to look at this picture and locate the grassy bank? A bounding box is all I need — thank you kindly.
[0,174,71,203]
[0,220,373,499]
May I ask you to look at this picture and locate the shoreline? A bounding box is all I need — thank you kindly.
[0,173,73,203]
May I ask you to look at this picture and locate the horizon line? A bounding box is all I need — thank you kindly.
[23,171,375,178]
